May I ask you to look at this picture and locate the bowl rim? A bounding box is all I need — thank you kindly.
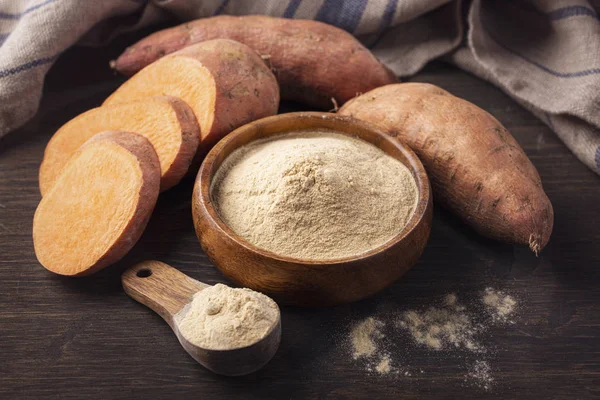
[196,112,431,266]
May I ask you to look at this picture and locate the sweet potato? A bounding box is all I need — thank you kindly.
[105,39,279,151]
[339,83,553,253]
[39,96,199,195]
[33,131,160,276]
[110,15,398,109]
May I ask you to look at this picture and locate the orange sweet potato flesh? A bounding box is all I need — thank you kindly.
[33,131,160,276]
[39,96,199,195]
[105,39,279,152]
[339,83,554,253]
[111,15,398,109]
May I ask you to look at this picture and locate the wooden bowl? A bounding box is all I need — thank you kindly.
[192,112,432,307]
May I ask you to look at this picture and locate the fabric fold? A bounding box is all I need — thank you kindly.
[0,0,598,175]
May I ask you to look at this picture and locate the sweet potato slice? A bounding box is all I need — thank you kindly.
[111,15,398,109]
[339,83,554,253]
[104,39,279,151]
[39,96,199,196]
[33,131,160,276]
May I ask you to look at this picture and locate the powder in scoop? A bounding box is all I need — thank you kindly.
[176,283,279,350]
[211,131,418,260]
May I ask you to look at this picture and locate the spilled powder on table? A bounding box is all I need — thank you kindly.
[349,318,397,375]
[350,317,384,359]
[467,360,494,390]
[343,288,519,389]
[398,293,481,351]
[375,355,392,374]
[482,287,517,323]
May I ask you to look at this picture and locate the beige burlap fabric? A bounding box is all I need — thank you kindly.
[0,0,598,174]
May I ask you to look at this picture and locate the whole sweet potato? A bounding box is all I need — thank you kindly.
[111,15,398,109]
[339,83,553,253]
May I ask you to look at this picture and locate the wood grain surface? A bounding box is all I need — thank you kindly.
[1,38,599,399]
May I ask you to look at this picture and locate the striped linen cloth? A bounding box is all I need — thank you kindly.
[0,0,599,175]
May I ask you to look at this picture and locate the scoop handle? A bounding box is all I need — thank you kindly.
[122,260,208,328]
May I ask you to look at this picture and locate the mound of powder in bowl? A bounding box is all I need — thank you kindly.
[210,131,418,260]
[176,284,279,350]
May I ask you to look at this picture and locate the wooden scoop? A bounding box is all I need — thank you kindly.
[122,260,281,376]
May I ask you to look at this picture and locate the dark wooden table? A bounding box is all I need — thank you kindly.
[1,36,599,400]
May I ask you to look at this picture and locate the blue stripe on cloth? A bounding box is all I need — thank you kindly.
[379,0,398,31]
[315,0,368,33]
[483,25,600,78]
[547,5,599,21]
[0,0,57,20]
[0,54,59,79]
[0,33,9,47]
[214,0,230,15]
[596,146,600,170]
[283,0,302,18]
[369,0,398,48]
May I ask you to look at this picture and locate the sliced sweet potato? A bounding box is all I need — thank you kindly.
[39,96,199,195]
[339,83,554,253]
[111,15,398,109]
[33,131,160,276]
[104,39,279,151]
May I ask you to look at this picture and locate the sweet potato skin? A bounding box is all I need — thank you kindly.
[34,131,160,276]
[154,96,200,188]
[339,83,553,252]
[111,15,398,109]
[173,39,280,150]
